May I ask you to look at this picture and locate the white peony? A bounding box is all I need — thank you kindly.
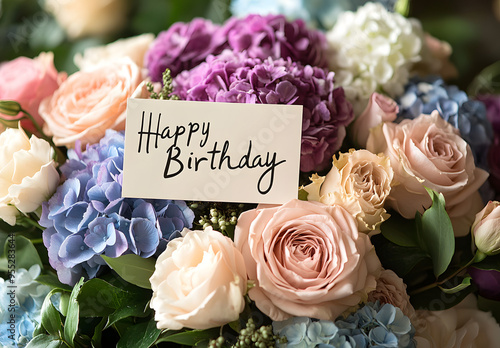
[326,2,424,115]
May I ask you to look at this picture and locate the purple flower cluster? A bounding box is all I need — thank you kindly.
[145,14,328,82]
[174,50,353,172]
[41,130,194,285]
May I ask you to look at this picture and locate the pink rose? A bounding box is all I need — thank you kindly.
[413,33,458,81]
[234,199,382,321]
[39,58,141,148]
[0,52,66,133]
[351,93,399,147]
[367,111,489,236]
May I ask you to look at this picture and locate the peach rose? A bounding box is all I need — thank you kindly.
[149,228,247,330]
[472,201,500,255]
[39,58,141,148]
[234,199,382,321]
[0,52,66,133]
[74,34,155,70]
[413,294,500,348]
[44,0,128,39]
[367,269,415,319]
[351,93,399,148]
[304,149,393,235]
[367,111,488,237]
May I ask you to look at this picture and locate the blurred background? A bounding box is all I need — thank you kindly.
[1,0,499,91]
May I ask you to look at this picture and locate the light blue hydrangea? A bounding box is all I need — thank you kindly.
[396,76,494,170]
[0,265,51,348]
[230,0,397,30]
[273,317,340,347]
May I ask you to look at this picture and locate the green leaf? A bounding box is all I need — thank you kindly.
[0,234,42,271]
[411,280,475,310]
[105,301,151,330]
[91,317,107,348]
[439,276,472,294]
[116,320,161,348]
[155,328,220,346]
[297,188,309,201]
[25,334,68,348]
[101,254,155,289]
[64,278,84,347]
[41,290,63,336]
[418,188,455,277]
[471,253,500,270]
[36,272,73,291]
[380,211,419,247]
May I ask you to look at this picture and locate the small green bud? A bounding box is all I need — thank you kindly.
[0,100,22,117]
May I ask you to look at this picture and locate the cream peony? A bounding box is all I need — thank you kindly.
[39,58,142,148]
[44,0,128,39]
[74,34,155,70]
[326,2,425,115]
[0,126,59,225]
[472,201,500,255]
[234,199,382,321]
[413,294,500,348]
[149,228,247,330]
[367,111,488,237]
[304,149,393,234]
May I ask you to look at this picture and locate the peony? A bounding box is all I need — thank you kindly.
[74,34,155,70]
[0,126,59,225]
[39,58,142,148]
[351,92,399,148]
[0,52,66,133]
[326,2,424,115]
[234,199,381,321]
[44,0,128,39]
[304,149,394,234]
[367,269,415,319]
[367,111,489,236]
[149,228,247,330]
[472,201,500,255]
[413,294,500,348]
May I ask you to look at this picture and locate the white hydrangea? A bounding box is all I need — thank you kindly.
[326,2,424,114]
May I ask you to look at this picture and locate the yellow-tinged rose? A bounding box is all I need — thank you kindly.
[0,126,59,225]
[149,227,247,330]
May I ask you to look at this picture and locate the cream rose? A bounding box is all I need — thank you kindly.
[44,0,128,39]
[39,58,142,148]
[304,149,393,234]
[367,269,415,319]
[367,111,489,237]
[413,294,500,348]
[0,126,59,225]
[74,34,155,70]
[351,93,399,148]
[472,201,500,255]
[234,199,382,321]
[149,228,247,330]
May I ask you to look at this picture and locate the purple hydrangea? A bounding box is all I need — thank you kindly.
[145,18,228,81]
[145,14,328,82]
[174,50,353,172]
[396,76,494,170]
[41,130,194,285]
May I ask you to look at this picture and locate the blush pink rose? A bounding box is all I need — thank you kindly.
[234,199,382,321]
[39,58,141,148]
[351,93,399,148]
[367,111,489,237]
[0,52,66,133]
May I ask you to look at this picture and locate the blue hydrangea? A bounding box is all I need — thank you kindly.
[230,0,397,30]
[396,76,494,170]
[0,265,51,348]
[41,130,195,285]
[273,317,343,348]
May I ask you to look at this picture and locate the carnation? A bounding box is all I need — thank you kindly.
[326,2,424,114]
[41,130,194,285]
[397,76,494,170]
[174,50,353,172]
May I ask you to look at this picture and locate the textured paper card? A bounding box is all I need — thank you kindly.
[122,99,303,204]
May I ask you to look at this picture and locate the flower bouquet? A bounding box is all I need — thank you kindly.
[2,1,500,347]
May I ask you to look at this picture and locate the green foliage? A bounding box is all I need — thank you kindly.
[117,320,161,348]
[101,254,156,289]
[155,328,221,346]
[25,334,68,348]
[41,290,63,337]
[439,276,472,294]
[64,278,84,347]
[297,188,309,201]
[0,234,42,271]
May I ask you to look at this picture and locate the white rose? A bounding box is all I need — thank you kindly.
[0,126,59,225]
[149,227,247,330]
[413,294,500,348]
[44,0,128,39]
[74,34,155,70]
